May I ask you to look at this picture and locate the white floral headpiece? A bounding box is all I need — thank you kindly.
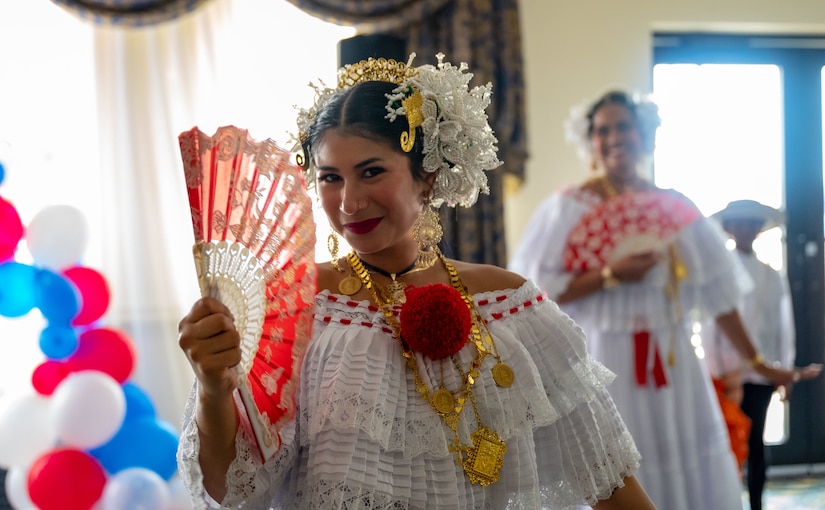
[292,53,501,208]
[563,91,661,164]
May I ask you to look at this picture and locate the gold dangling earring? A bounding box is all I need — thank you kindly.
[413,201,443,270]
[590,158,598,173]
[327,231,341,270]
[328,231,361,295]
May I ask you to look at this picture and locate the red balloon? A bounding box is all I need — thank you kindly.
[63,266,111,326]
[32,359,70,395]
[0,196,24,261]
[68,327,136,383]
[27,447,107,510]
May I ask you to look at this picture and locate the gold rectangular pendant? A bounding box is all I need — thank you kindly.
[463,427,506,486]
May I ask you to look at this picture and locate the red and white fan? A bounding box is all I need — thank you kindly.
[179,125,316,461]
[563,190,701,272]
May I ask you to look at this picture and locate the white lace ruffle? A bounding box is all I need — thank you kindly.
[176,281,641,509]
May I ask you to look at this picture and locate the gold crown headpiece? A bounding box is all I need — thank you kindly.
[337,57,418,90]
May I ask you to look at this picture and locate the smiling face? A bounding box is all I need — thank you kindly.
[315,129,432,264]
[590,102,644,181]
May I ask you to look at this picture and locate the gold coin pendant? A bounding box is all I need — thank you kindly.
[431,388,456,414]
[491,363,514,388]
[338,275,362,296]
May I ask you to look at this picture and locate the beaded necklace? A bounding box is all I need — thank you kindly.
[347,249,511,486]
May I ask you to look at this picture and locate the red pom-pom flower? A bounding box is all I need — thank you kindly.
[400,283,472,360]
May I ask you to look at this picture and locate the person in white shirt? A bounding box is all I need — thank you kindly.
[705,199,821,510]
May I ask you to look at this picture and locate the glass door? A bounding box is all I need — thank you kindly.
[653,63,786,268]
[653,33,825,467]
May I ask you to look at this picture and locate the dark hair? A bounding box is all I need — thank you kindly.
[586,90,658,154]
[586,90,638,137]
[306,81,427,182]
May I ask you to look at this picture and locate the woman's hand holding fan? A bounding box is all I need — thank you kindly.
[563,190,700,272]
[178,126,316,461]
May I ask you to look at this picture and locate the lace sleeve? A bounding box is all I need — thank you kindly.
[176,382,299,509]
[480,284,641,506]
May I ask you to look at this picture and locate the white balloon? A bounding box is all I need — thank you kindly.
[0,392,57,468]
[51,370,125,449]
[166,476,195,510]
[5,464,35,509]
[25,204,88,270]
[102,467,171,510]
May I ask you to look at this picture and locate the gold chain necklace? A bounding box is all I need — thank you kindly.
[591,174,651,199]
[347,250,509,486]
[439,252,514,389]
[359,256,437,303]
[333,251,437,300]
[599,175,619,198]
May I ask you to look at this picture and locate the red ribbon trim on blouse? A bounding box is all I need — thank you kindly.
[634,330,668,388]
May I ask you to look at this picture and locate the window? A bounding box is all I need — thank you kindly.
[653,62,785,269]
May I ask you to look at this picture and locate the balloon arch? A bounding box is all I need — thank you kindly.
[0,160,191,509]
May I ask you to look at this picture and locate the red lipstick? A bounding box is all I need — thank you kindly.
[343,218,382,235]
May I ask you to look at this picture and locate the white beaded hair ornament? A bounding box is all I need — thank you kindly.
[293,53,502,208]
[563,91,662,164]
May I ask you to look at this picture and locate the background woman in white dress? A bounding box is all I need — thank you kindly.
[509,90,811,510]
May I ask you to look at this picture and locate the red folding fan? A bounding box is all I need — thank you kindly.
[179,125,316,461]
[563,190,701,272]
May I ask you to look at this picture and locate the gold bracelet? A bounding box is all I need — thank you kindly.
[600,266,620,289]
[748,353,765,368]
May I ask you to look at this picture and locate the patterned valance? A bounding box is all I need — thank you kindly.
[285,0,450,32]
[50,0,214,27]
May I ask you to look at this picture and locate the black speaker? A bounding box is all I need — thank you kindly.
[338,34,408,67]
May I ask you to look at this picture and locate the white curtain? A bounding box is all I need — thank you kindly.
[92,0,232,424]
[91,0,353,424]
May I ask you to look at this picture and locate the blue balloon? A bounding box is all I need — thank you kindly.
[122,382,157,421]
[0,160,5,185]
[38,323,79,359]
[34,268,79,323]
[89,416,180,480]
[0,261,38,317]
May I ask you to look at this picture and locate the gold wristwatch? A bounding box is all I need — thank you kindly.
[601,265,620,289]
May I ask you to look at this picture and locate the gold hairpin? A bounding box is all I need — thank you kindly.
[400,89,424,152]
[337,57,417,90]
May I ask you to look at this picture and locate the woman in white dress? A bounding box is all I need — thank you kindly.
[175,59,656,509]
[509,90,803,510]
